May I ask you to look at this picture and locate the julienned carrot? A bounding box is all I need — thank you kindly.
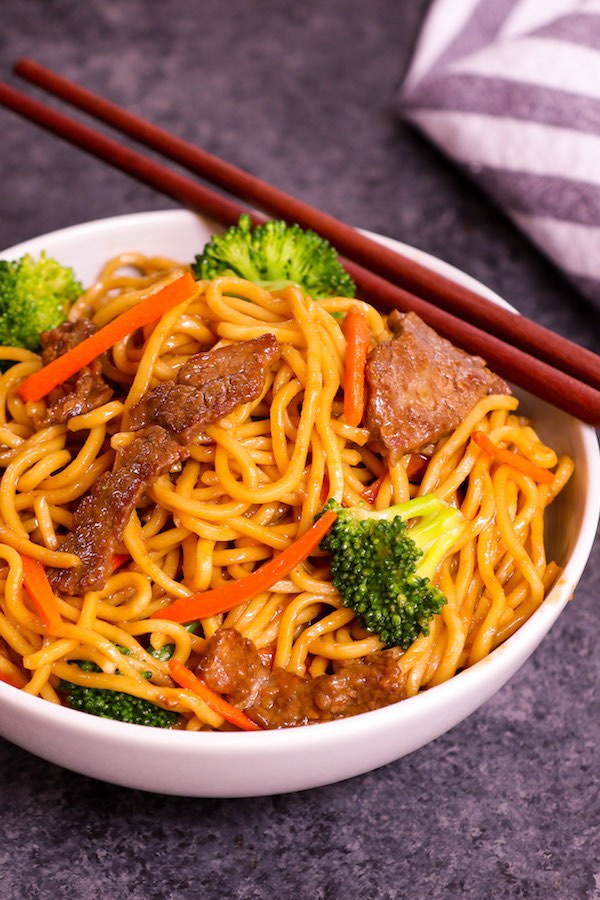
[19,272,197,403]
[406,453,429,483]
[20,553,62,633]
[0,670,26,689]
[168,658,261,732]
[156,510,337,623]
[111,553,130,572]
[361,472,386,505]
[471,431,555,484]
[361,454,428,504]
[320,473,330,503]
[343,307,370,427]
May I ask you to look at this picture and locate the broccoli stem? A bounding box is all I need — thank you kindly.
[320,495,465,649]
[409,506,465,581]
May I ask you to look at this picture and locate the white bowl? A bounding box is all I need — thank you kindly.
[0,210,598,797]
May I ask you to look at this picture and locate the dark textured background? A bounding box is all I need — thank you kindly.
[0,2,599,898]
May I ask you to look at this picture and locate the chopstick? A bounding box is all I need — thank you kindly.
[0,80,599,426]
[14,58,600,393]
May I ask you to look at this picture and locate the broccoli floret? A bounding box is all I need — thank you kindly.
[72,660,101,673]
[0,252,82,355]
[147,644,175,662]
[319,495,465,649]
[59,681,179,728]
[192,214,356,298]
[60,652,179,728]
[147,621,199,662]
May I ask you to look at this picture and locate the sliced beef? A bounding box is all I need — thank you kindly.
[49,335,279,595]
[38,320,113,426]
[40,320,98,364]
[201,627,271,707]
[40,369,114,426]
[49,426,187,595]
[199,628,407,729]
[128,382,213,444]
[365,312,510,459]
[128,333,279,440]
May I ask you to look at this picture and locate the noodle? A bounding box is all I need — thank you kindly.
[0,252,573,729]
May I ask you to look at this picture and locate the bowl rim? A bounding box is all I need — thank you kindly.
[0,208,598,752]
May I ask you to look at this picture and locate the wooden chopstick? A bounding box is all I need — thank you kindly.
[1,80,600,426]
[14,57,600,392]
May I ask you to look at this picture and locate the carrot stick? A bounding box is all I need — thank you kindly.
[168,658,261,732]
[361,454,428,505]
[111,553,130,572]
[343,307,370,427]
[19,272,197,402]
[406,453,429,483]
[156,509,337,623]
[471,431,555,484]
[0,670,26,689]
[361,472,386,505]
[20,553,62,633]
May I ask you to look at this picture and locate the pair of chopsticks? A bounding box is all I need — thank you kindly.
[1,59,599,426]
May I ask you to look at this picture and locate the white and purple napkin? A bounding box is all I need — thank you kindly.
[399,0,600,307]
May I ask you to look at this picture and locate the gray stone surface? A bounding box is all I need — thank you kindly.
[0,1,598,897]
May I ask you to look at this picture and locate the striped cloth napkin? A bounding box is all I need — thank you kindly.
[398,0,600,307]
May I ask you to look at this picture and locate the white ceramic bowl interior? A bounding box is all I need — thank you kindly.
[0,210,598,797]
